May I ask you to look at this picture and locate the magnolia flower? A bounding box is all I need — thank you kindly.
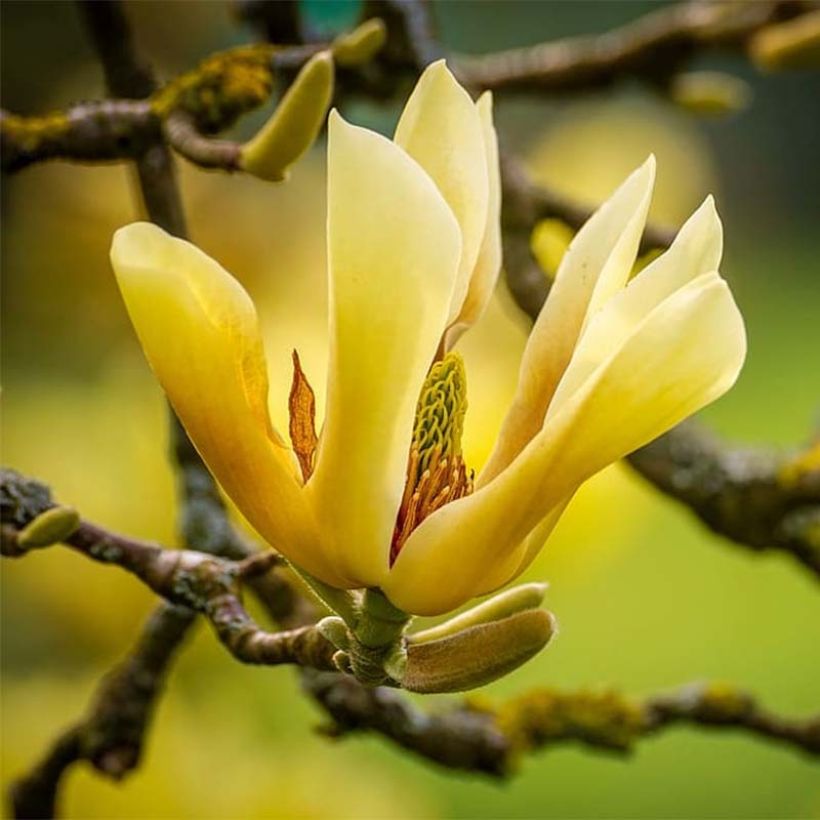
[110,61,745,618]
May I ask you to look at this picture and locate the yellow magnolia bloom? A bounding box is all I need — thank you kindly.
[110,61,745,617]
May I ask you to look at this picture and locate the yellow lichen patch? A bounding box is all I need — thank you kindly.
[391,353,473,562]
[1,110,72,152]
[695,682,754,721]
[779,442,820,489]
[152,45,276,132]
[490,688,646,757]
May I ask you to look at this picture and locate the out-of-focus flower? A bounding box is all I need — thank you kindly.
[110,61,745,617]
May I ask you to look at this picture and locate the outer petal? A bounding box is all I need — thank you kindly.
[444,91,502,351]
[110,223,342,584]
[548,196,723,416]
[479,157,655,486]
[385,271,745,615]
[472,494,573,597]
[394,60,489,326]
[306,112,461,587]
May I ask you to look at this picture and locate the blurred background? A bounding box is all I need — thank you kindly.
[2,1,819,817]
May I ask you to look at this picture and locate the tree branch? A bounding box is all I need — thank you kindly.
[1,468,337,673]
[628,423,820,576]
[304,676,820,777]
[455,0,811,93]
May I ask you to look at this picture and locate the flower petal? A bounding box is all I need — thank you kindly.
[110,223,343,584]
[307,112,462,588]
[548,196,723,416]
[385,270,745,615]
[479,157,655,486]
[394,60,489,326]
[472,495,573,597]
[444,91,502,350]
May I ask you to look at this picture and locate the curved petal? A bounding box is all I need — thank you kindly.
[479,157,655,486]
[394,60,489,326]
[444,91,502,351]
[385,271,745,615]
[110,223,343,585]
[306,112,461,588]
[548,196,723,416]
[472,494,573,597]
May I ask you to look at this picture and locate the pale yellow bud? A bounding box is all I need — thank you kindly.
[240,51,334,182]
[315,615,351,650]
[669,71,751,118]
[332,18,387,68]
[531,218,574,281]
[750,11,820,71]
[17,505,80,549]
[407,582,548,644]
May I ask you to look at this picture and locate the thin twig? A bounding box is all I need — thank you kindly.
[1,469,336,672]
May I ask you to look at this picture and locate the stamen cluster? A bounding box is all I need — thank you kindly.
[391,353,473,563]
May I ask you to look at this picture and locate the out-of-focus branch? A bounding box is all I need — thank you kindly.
[6,599,194,820]
[304,677,820,777]
[234,0,307,45]
[629,424,820,576]
[5,5,282,817]
[455,0,812,93]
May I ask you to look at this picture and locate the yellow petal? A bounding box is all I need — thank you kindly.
[480,157,656,485]
[307,112,461,588]
[472,495,572,597]
[548,196,723,416]
[444,91,502,350]
[110,223,343,586]
[386,270,744,615]
[394,60,489,326]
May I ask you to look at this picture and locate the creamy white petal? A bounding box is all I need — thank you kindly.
[385,270,745,615]
[307,112,462,588]
[395,60,489,326]
[444,91,502,351]
[479,157,656,486]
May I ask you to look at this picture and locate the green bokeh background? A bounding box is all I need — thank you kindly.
[2,2,819,817]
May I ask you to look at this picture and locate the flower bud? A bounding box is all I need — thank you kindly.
[332,19,387,67]
[316,615,351,650]
[669,71,751,118]
[750,12,820,71]
[17,505,80,550]
[402,608,556,693]
[240,51,334,182]
[531,219,573,281]
[408,581,548,644]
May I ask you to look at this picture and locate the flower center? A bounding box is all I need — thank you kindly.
[391,352,474,564]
